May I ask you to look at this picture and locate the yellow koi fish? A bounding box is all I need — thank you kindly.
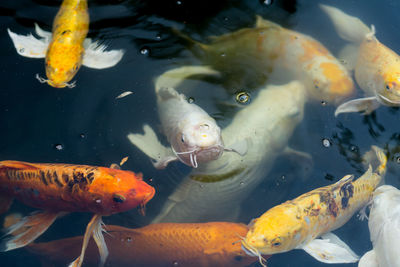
[175,15,354,104]
[7,0,124,88]
[241,146,387,266]
[320,4,400,115]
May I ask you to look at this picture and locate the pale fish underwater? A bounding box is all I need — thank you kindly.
[7,0,124,88]
[128,66,238,169]
[26,222,260,267]
[241,146,387,267]
[358,185,400,267]
[145,80,309,223]
[320,4,400,116]
[175,14,354,104]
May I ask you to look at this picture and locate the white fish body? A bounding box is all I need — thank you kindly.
[151,80,308,223]
[359,185,400,267]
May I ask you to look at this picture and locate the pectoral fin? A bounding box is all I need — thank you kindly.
[335,96,380,116]
[358,250,378,267]
[82,41,124,69]
[302,232,359,263]
[7,28,48,58]
[127,124,177,169]
[34,23,51,41]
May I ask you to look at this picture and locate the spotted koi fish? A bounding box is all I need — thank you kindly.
[7,0,124,88]
[320,4,400,115]
[0,160,155,267]
[241,146,387,266]
[27,222,261,267]
[175,15,354,104]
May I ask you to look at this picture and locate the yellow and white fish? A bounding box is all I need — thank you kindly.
[130,77,308,223]
[241,146,387,266]
[359,185,400,267]
[176,16,354,104]
[7,0,124,88]
[128,67,236,169]
[320,4,400,116]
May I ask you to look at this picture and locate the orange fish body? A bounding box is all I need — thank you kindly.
[0,160,155,215]
[28,223,259,267]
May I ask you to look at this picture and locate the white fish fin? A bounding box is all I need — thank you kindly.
[152,156,179,169]
[7,28,48,58]
[358,250,378,267]
[334,174,355,186]
[82,41,124,69]
[0,211,61,251]
[255,15,281,29]
[92,218,108,267]
[302,232,359,263]
[34,23,51,41]
[319,4,371,44]
[127,124,176,169]
[338,44,359,71]
[335,97,380,116]
[68,214,103,267]
[154,65,219,94]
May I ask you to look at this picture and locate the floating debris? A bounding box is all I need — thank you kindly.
[115,91,133,99]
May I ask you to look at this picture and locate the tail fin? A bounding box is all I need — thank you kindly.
[363,145,387,177]
[320,4,371,44]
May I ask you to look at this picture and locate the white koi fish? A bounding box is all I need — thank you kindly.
[132,80,308,223]
[128,66,233,169]
[7,0,124,88]
[241,146,387,266]
[320,4,400,115]
[359,185,400,267]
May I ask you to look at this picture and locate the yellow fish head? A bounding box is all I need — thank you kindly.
[377,71,400,105]
[243,208,303,255]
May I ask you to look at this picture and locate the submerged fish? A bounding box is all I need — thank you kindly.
[358,185,400,267]
[7,0,124,88]
[27,222,258,267]
[128,67,235,169]
[320,4,400,115]
[0,161,155,267]
[176,15,354,104]
[241,146,387,266]
[130,80,308,223]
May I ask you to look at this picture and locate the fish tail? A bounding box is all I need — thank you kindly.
[0,211,60,252]
[320,4,372,44]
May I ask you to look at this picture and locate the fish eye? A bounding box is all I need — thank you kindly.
[386,84,391,90]
[113,194,126,203]
[271,237,282,247]
[200,123,210,130]
[181,134,185,143]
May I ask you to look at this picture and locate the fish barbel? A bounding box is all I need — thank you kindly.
[242,146,387,266]
[7,0,124,88]
[0,160,155,267]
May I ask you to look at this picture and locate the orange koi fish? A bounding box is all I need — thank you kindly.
[0,161,155,267]
[7,0,124,88]
[175,15,354,104]
[321,4,400,115]
[241,146,386,266]
[27,222,261,267]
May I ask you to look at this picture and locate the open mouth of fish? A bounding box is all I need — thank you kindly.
[174,145,225,168]
[377,93,400,106]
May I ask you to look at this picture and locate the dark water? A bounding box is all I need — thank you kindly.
[1,0,400,266]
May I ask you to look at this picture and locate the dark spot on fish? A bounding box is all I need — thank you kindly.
[234,255,242,261]
[328,200,338,217]
[310,208,320,216]
[62,173,69,183]
[340,182,354,209]
[52,171,63,187]
[61,30,71,36]
[86,172,94,183]
[39,170,48,186]
[46,171,54,184]
[319,191,338,217]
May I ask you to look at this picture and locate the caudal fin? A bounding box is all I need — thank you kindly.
[320,4,371,44]
[0,211,61,251]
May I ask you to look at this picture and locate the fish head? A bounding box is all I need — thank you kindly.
[87,167,155,215]
[376,72,400,106]
[242,207,303,255]
[44,42,84,88]
[172,119,224,168]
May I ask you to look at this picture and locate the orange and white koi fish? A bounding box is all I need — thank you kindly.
[0,161,155,267]
[27,222,260,267]
[7,0,124,88]
[320,4,400,115]
[241,146,387,266]
[359,185,400,267]
[175,16,354,104]
[128,67,240,169]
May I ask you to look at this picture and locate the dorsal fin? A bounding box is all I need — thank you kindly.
[255,15,281,29]
[0,161,39,170]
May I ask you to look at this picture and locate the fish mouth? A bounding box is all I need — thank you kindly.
[241,243,258,257]
[376,93,400,106]
[173,145,224,168]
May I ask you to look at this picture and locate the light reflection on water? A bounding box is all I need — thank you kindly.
[1,0,400,266]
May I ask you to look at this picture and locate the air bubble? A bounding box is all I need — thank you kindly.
[188,97,195,103]
[140,47,150,55]
[349,145,358,152]
[19,48,25,53]
[220,53,226,57]
[54,144,63,150]
[173,261,179,266]
[176,1,182,5]
[394,153,400,164]
[80,133,86,139]
[235,91,251,104]
[322,138,331,148]
[321,101,327,106]
[260,0,273,5]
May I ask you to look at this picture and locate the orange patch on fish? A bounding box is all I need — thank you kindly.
[320,62,354,95]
